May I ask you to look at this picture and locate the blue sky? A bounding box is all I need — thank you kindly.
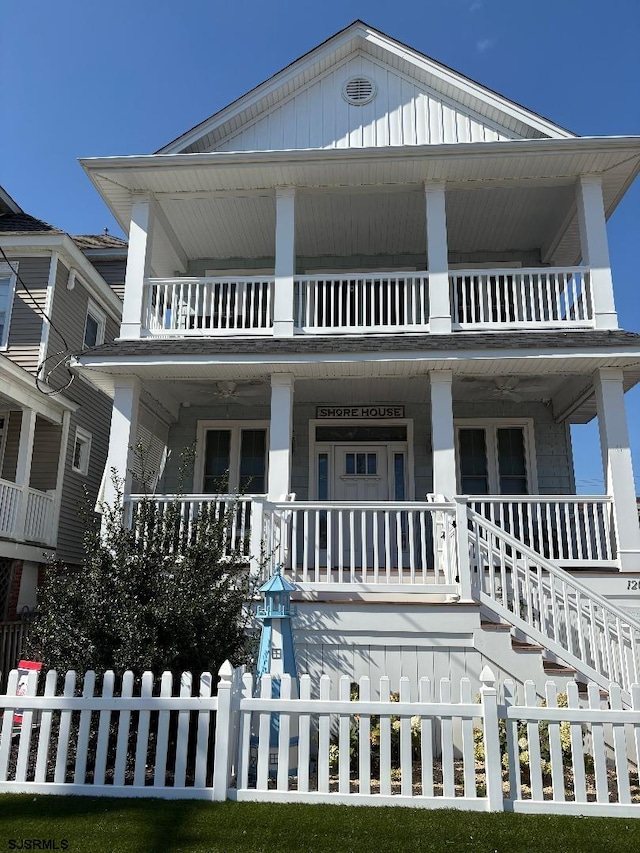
[1,0,639,492]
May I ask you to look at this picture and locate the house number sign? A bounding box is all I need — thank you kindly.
[316,406,405,419]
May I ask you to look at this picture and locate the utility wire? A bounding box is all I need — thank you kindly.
[0,245,75,396]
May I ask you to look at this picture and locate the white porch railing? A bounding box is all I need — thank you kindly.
[0,480,21,539]
[467,496,616,567]
[126,494,256,558]
[24,489,55,544]
[294,272,430,333]
[143,277,274,335]
[450,267,593,329]
[260,500,460,591]
[468,507,640,702]
[0,479,55,545]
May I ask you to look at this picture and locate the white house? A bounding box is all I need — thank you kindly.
[76,21,640,701]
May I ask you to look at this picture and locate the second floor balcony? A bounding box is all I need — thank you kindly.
[141,265,594,338]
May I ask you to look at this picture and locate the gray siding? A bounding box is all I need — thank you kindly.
[5,257,50,374]
[160,398,573,499]
[30,418,62,492]
[88,259,126,301]
[47,261,119,565]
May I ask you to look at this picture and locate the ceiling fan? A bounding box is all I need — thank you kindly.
[461,376,550,402]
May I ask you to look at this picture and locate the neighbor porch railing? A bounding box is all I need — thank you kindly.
[467,496,616,567]
[450,267,593,329]
[0,478,55,546]
[140,265,593,337]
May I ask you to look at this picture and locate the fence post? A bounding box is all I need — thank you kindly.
[212,660,234,801]
[454,497,473,601]
[480,665,504,812]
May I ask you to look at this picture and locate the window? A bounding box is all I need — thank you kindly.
[198,422,268,494]
[0,262,18,349]
[72,427,92,475]
[83,300,106,348]
[456,421,535,495]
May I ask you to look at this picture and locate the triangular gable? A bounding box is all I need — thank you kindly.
[158,21,574,155]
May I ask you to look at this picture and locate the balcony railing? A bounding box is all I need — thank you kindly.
[0,479,56,546]
[141,266,594,338]
[294,272,430,333]
[143,277,274,336]
[450,267,593,329]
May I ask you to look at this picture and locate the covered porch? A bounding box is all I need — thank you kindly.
[0,360,73,556]
[77,343,640,593]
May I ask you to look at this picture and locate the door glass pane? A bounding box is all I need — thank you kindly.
[497,428,528,495]
[346,453,355,475]
[203,430,231,493]
[318,453,329,500]
[394,453,405,500]
[239,429,266,493]
[458,428,489,494]
[367,453,377,475]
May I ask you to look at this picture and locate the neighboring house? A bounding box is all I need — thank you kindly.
[77,22,640,699]
[0,186,124,622]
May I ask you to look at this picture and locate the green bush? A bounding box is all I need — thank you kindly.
[26,471,256,678]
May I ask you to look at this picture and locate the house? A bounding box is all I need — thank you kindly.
[76,21,640,700]
[0,186,124,627]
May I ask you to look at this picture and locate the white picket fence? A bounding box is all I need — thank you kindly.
[2,663,640,815]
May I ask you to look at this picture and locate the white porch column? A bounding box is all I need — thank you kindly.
[102,377,141,509]
[14,408,37,537]
[425,182,451,334]
[120,196,155,340]
[268,374,294,500]
[576,176,618,330]
[273,187,296,338]
[593,368,640,571]
[430,370,457,498]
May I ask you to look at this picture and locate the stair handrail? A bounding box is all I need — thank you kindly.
[467,506,640,700]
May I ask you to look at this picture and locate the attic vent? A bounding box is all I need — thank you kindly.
[343,77,376,106]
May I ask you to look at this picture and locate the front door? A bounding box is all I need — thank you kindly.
[333,445,390,501]
[327,444,407,570]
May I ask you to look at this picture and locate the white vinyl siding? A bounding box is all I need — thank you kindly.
[212,54,517,153]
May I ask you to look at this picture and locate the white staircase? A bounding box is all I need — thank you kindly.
[466,507,640,705]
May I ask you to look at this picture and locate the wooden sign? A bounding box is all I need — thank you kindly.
[316,405,404,419]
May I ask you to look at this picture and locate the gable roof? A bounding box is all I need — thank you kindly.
[158,20,574,155]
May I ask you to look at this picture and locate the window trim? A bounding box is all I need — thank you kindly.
[71,427,92,476]
[194,420,269,495]
[0,261,18,350]
[454,418,538,495]
[83,299,106,349]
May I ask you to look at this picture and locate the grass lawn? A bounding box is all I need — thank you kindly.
[0,796,638,853]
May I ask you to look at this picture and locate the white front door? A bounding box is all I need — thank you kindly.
[333,445,390,501]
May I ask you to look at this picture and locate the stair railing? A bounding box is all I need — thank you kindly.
[467,506,640,704]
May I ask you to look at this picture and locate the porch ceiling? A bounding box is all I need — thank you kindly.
[159,182,576,263]
[76,331,640,424]
[81,137,640,272]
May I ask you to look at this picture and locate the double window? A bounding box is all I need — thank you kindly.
[197,422,268,494]
[456,421,535,495]
[0,262,18,349]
